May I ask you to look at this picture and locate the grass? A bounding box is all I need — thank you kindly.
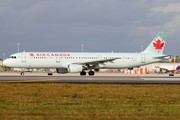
[0,83,180,119]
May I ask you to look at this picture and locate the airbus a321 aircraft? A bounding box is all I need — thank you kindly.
[3,30,171,76]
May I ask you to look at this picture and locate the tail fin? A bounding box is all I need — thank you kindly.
[142,30,168,54]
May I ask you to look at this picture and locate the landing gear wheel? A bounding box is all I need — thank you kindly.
[80,71,86,76]
[88,71,94,76]
[48,73,53,75]
[20,72,24,75]
[169,74,174,76]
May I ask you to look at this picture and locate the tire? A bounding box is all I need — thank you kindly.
[20,72,24,75]
[169,74,174,76]
[48,73,53,75]
[88,71,94,76]
[80,71,86,76]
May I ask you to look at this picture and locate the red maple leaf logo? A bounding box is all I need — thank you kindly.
[153,39,164,50]
[29,53,34,57]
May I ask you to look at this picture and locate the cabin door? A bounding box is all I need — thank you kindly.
[141,54,146,63]
[97,55,102,60]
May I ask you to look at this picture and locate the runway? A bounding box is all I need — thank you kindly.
[0,72,180,84]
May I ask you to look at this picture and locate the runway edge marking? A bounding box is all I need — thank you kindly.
[0,79,60,83]
[141,78,180,81]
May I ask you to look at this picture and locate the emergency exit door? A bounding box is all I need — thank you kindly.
[21,54,26,62]
[56,56,60,63]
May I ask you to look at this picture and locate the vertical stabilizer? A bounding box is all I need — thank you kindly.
[142,30,168,54]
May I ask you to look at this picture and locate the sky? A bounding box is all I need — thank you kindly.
[1,0,180,59]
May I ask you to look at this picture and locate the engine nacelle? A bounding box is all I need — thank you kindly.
[56,68,68,74]
[94,69,99,72]
[128,68,133,70]
[68,64,83,73]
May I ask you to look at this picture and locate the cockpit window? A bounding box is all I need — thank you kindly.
[9,56,16,59]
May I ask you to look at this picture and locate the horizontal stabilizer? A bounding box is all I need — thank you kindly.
[154,55,173,59]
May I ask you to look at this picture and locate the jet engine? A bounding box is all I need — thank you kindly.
[68,64,83,73]
[128,68,133,70]
[56,68,68,74]
[94,69,100,72]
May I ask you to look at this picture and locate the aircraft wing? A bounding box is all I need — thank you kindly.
[154,55,173,59]
[73,57,120,66]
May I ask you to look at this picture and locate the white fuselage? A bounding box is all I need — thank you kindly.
[3,52,162,69]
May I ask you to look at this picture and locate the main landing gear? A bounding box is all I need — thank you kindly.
[80,71,86,75]
[88,71,94,76]
[80,71,95,76]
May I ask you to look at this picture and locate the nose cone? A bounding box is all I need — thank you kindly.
[3,59,10,67]
[3,59,17,67]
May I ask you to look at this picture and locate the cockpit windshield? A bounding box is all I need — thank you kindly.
[9,56,16,59]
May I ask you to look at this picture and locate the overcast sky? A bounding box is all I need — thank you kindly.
[1,0,180,59]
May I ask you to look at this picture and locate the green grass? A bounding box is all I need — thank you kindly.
[0,84,180,119]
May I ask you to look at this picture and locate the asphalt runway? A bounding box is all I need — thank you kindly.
[0,72,180,84]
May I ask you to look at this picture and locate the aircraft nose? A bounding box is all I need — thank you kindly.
[3,59,10,66]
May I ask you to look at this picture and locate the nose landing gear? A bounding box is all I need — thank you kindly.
[20,68,25,75]
[20,72,24,75]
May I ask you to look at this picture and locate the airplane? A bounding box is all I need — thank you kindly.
[3,30,172,76]
[153,64,180,73]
